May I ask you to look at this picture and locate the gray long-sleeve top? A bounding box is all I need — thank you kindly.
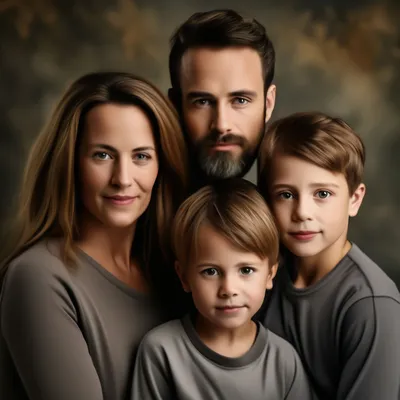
[0,238,165,400]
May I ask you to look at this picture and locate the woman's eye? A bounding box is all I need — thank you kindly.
[134,153,151,162]
[93,152,110,160]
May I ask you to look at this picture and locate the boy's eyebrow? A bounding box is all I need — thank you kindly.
[196,262,219,268]
[272,182,341,189]
[308,182,341,189]
[195,261,263,268]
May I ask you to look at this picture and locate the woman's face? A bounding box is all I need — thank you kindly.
[79,103,159,230]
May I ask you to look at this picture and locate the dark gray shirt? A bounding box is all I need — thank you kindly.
[260,243,400,399]
[0,239,165,400]
[131,314,316,400]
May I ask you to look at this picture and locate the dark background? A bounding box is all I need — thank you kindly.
[1,0,399,286]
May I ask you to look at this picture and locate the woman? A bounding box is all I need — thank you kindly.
[0,72,188,400]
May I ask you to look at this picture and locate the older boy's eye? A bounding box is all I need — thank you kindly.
[316,190,331,199]
[240,267,254,275]
[201,268,218,276]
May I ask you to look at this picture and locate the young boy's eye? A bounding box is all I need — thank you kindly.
[316,190,331,199]
[240,266,254,275]
[278,191,293,200]
[201,268,219,276]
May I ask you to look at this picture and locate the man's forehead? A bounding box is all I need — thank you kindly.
[179,46,264,95]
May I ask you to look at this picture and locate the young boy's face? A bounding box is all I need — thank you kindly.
[268,154,365,261]
[176,223,276,330]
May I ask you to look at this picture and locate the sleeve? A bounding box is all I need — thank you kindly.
[0,261,104,400]
[131,335,173,400]
[285,349,318,400]
[337,296,400,400]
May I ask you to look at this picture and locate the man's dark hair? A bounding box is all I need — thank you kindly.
[169,9,275,95]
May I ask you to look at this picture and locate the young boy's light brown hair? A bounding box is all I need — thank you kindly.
[171,178,279,269]
[258,112,366,196]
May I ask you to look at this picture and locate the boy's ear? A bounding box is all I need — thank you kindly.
[265,84,276,123]
[266,262,279,290]
[174,261,191,293]
[349,183,366,217]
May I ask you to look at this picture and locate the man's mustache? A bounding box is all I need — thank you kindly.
[203,132,246,148]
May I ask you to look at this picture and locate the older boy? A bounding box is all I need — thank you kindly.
[258,112,400,399]
[131,179,315,399]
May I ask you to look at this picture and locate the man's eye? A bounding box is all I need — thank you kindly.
[233,98,249,105]
[194,99,211,107]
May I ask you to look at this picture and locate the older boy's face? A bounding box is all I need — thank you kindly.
[268,154,365,265]
[178,47,276,179]
[177,223,275,331]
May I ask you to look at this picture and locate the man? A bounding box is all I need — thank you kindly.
[168,9,276,187]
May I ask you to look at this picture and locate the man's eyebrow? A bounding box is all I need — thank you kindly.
[229,90,257,98]
[186,91,214,100]
[186,90,258,100]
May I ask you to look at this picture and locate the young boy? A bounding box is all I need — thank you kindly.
[258,112,400,400]
[131,179,316,399]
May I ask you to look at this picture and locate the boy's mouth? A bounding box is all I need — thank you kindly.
[289,231,319,240]
[215,305,246,313]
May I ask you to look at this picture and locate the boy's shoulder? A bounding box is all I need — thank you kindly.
[138,318,186,352]
[265,325,301,364]
[345,243,400,301]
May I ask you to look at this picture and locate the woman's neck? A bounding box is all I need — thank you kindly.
[76,216,150,292]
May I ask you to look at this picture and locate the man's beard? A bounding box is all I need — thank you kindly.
[194,125,265,180]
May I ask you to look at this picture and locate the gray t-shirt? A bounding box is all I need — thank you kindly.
[0,238,165,400]
[131,313,316,400]
[260,243,400,399]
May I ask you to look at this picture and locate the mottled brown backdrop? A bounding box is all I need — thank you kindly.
[1,0,399,286]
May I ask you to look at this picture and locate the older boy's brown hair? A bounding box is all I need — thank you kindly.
[171,178,279,268]
[258,112,365,196]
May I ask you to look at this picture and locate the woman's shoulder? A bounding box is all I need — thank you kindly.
[4,238,69,286]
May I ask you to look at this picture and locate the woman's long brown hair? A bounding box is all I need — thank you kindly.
[0,72,189,287]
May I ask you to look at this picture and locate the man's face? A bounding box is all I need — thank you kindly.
[177,47,276,179]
